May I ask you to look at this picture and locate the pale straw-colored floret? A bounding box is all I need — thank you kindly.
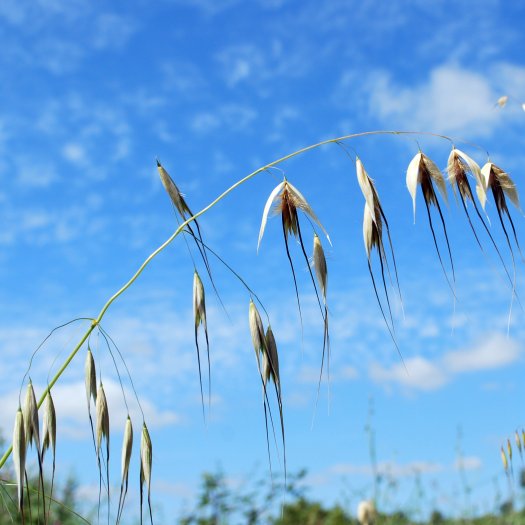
[406,151,447,222]
[356,158,380,225]
[156,160,191,218]
[249,299,266,370]
[121,416,133,486]
[313,234,327,302]
[501,446,508,471]
[42,392,56,460]
[264,326,280,387]
[447,148,485,208]
[12,408,26,512]
[357,500,376,525]
[96,382,110,459]
[23,380,40,450]
[85,349,97,406]
[193,271,207,331]
[497,95,508,108]
[140,423,152,494]
[363,203,382,259]
[481,162,521,211]
[515,431,522,455]
[257,180,331,251]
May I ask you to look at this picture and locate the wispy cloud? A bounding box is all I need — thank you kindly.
[370,333,522,391]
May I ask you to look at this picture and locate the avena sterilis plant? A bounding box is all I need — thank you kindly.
[2,127,524,522]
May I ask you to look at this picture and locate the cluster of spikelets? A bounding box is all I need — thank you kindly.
[501,429,525,480]
[12,355,153,524]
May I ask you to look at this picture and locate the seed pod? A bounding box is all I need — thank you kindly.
[96,382,110,459]
[23,380,40,450]
[42,392,56,460]
[12,408,26,512]
[85,349,97,407]
[121,416,133,486]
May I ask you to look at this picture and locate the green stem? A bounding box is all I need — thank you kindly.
[0,129,454,469]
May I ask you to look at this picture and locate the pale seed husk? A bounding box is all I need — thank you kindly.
[356,158,379,225]
[481,162,521,211]
[12,408,26,512]
[501,446,508,471]
[96,382,109,459]
[23,380,40,450]
[85,349,97,407]
[121,416,133,486]
[497,95,508,108]
[265,326,280,387]
[156,160,192,217]
[249,299,266,370]
[447,148,486,209]
[193,271,206,330]
[313,233,327,302]
[140,423,152,493]
[42,391,56,460]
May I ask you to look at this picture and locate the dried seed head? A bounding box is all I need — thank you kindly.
[193,271,207,330]
[140,423,152,494]
[406,151,447,222]
[507,438,513,462]
[313,234,327,302]
[258,180,330,251]
[515,431,522,453]
[363,202,382,259]
[265,326,280,387]
[96,382,110,458]
[497,95,508,108]
[249,299,266,368]
[42,392,56,460]
[121,416,133,485]
[356,158,380,225]
[12,408,26,511]
[481,162,521,212]
[85,349,97,407]
[447,148,485,208]
[156,160,192,218]
[501,445,508,471]
[23,380,40,450]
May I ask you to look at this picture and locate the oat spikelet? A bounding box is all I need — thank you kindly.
[497,95,509,108]
[249,299,266,371]
[42,392,56,460]
[96,383,109,459]
[313,234,327,303]
[140,423,153,525]
[264,326,280,389]
[356,158,380,225]
[12,408,26,513]
[482,162,521,212]
[257,180,330,251]
[85,349,97,406]
[117,416,133,524]
[407,151,455,296]
[193,270,210,417]
[23,380,40,452]
[447,148,485,209]
[515,430,523,460]
[406,151,448,222]
[501,445,508,471]
[157,160,192,217]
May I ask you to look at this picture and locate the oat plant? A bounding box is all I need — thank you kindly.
[1,129,522,524]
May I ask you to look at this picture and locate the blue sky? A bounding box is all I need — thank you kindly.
[1,0,525,522]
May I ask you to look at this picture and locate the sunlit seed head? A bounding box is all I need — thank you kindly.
[42,392,56,459]
[447,149,485,208]
[96,382,110,458]
[85,349,97,406]
[501,446,508,471]
[515,431,522,453]
[249,300,266,366]
[140,423,153,493]
[363,203,382,259]
[265,326,280,386]
[497,95,509,108]
[507,438,513,461]
[313,234,328,302]
[121,416,133,484]
[193,270,206,329]
[12,408,26,511]
[356,158,379,225]
[156,160,191,218]
[23,380,40,450]
[481,162,521,212]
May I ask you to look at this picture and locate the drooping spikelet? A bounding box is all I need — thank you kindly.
[406,150,455,295]
[140,423,153,525]
[481,162,521,214]
[85,349,97,407]
[264,326,280,389]
[501,445,508,471]
[23,380,40,451]
[515,430,523,460]
[193,270,210,417]
[157,160,192,218]
[313,234,327,303]
[249,299,266,372]
[96,382,110,460]
[447,148,485,208]
[117,416,133,524]
[406,151,448,222]
[42,391,56,460]
[257,180,330,251]
[12,408,26,513]
[497,95,508,108]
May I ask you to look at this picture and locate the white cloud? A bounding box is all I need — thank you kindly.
[444,333,520,373]
[92,13,137,50]
[370,333,522,391]
[454,456,482,471]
